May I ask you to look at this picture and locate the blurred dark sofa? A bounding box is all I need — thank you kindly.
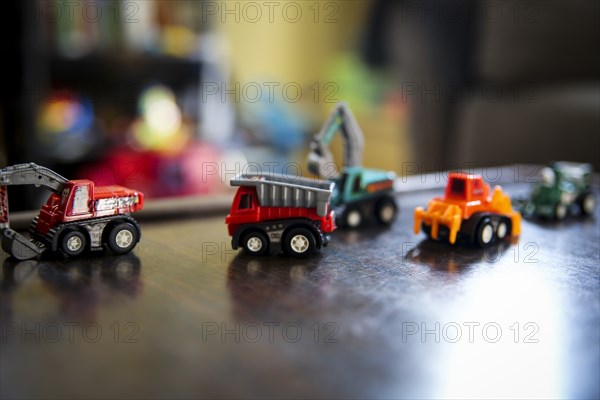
[364,0,600,171]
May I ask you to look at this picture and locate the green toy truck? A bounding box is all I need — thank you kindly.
[524,162,596,220]
[329,166,397,228]
[307,103,398,228]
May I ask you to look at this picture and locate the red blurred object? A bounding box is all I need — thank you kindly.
[80,143,223,198]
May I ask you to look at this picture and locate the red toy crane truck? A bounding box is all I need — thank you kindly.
[1,163,144,260]
[414,172,521,247]
[225,174,336,257]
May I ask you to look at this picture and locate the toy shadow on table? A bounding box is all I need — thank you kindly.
[404,238,513,274]
[226,252,334,321]
[523,213,597,228]
[330,223,392,245]
[1,252,141,321]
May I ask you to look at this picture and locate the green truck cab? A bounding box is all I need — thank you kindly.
[525,162,595,220]
[331,167,397,228]
[307,102,398,228]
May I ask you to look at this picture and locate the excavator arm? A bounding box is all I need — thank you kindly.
[0,163,69,260]
[307,102,365,178]
[0,163,68,194]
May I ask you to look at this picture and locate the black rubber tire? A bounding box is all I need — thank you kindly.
[61,230,87,257]
[421,222,432,238]
[242,231,269,256]
[283,227,316,258]
[342,207,363,228]
[375,197,398,225]
[107,223,139,255]
[474,218,495,247]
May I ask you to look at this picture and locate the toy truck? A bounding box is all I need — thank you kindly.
[225,173,336,257]
[524,162,595,220]
[414,172,521,247]
[308,102,397,228]
[1,163,144,260]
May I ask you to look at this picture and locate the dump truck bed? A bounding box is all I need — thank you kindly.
[230,174,334,217]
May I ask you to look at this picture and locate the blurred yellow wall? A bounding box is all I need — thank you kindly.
[215,0,409,174]
[217,1,369,88]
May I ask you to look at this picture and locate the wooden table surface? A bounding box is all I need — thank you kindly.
[1,177,599,399]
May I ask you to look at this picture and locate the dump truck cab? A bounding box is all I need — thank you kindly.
[226,186,259,236]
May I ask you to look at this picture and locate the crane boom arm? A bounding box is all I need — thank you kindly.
[0,163,67,259]
[0,163,68,195]
[308,102,365,178]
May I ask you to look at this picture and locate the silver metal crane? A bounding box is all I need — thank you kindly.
[307,102,365,179]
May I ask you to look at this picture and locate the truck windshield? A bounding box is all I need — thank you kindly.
[238,193,253,210]
[449,179,465,197]
[60,188,70,206]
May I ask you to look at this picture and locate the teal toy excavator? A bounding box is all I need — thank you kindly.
[307,102,398,228]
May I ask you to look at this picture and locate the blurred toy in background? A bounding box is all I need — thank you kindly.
[36,90,100,162]
[308,102,397,228]
[129,85,192,153]
[414,172,521,247]
[522,162,596,220]
[51,0,204,58]
[239,97,306,154]
[78,84,237,198]
[80,144,224,199]
[234,93,309,177]
[1,163,144,261]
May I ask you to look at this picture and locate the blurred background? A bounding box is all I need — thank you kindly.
[1,0,599,210]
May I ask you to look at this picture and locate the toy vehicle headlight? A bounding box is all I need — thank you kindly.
[540,167,555,186]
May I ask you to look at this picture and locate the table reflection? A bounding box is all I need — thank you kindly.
[1,253,141,321]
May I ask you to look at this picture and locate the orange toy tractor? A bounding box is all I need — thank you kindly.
[414,172,521,247]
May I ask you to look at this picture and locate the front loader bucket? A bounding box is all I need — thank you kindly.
[1,228,44,261]
[414,201,463,244]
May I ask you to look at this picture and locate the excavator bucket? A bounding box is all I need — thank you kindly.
[1,228,45,261]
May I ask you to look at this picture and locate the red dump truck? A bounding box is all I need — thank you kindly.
[225,174,336,257]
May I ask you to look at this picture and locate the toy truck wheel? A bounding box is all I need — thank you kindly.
[579,192,596,216]
[61,230,87,257]
[343,207,363,228]
[421,223,432,238]
[107,223,139,255]
[496,219,511,240]
[283,227,316,258]
[555,204,567,220]
[475,218,495,247]
[242,231,269,256]
[375,198,398,225]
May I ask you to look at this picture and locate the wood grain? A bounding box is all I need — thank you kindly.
[1,180,599,399]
